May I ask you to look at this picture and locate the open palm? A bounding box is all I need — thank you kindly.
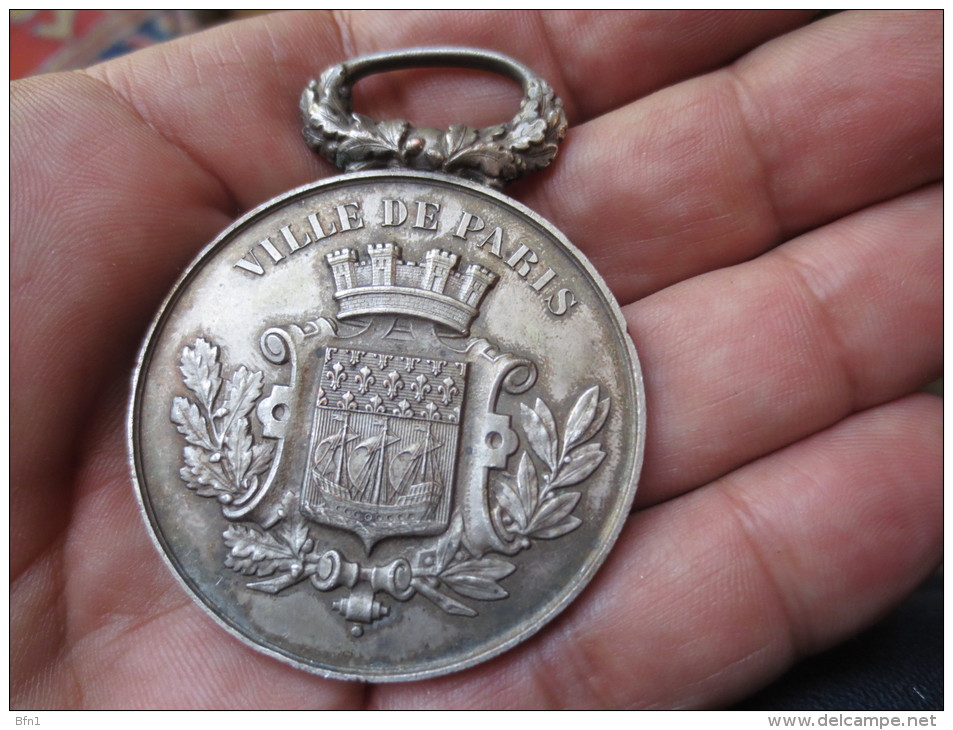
[12,10,940,709]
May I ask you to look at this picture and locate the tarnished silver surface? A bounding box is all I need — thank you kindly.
[130,49,644,682]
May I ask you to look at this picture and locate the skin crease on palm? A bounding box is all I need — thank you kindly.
[10,10,940,710]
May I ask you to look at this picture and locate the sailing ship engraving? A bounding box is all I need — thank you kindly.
[301,346,466,548]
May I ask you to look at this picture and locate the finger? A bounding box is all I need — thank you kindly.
[84,10,814,209]
[630,183,940,506]
[11,73,235,577]
[370,394,942,709]
[523,10,941,303]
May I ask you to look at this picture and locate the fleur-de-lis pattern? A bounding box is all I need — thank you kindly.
[411,374,431,403]
[355,365,375,395]
[327,360,346,390]
[319,347,466,421]
[422,400,440,420]
[438,377,458,406]
[393,399,413,418]
[385,371,403,399]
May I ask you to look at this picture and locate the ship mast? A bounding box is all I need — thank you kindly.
[369,422,389,505]
[419,422,432,485]
[350,420,396,505]
[334,411,349,488]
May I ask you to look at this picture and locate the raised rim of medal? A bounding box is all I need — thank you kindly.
[128,169,646,682]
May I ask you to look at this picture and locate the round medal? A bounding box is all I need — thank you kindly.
[130,48,645,681]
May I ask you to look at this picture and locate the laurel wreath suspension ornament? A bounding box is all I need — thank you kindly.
[172,336,608,621]
[300,63,568,189]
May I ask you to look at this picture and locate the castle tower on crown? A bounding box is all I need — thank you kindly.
[326,244,496,334]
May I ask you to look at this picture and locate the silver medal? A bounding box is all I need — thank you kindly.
[129,48,645,681]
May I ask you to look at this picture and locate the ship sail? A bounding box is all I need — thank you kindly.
[389,423,442,516]
[312,412,358,499]
[347,421,399,505]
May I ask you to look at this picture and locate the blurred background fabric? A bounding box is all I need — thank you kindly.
[10,10,225,79]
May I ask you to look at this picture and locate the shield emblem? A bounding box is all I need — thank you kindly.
[300,346,465,548]
[237,242,533,559]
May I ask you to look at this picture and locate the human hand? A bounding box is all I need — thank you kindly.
[11,10,940,709]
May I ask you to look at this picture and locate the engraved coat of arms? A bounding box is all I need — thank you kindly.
[172,241,609,630]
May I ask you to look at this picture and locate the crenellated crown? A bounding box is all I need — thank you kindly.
[325,244,497,333]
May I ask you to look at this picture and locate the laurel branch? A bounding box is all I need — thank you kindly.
[408,386,611,616]
[223,516,325,594]
[492,386,609,543]
[171,337,276,504]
